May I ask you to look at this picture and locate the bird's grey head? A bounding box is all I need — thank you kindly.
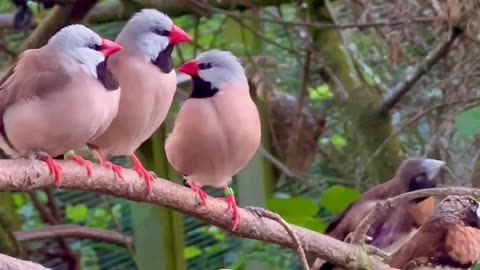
[48,24,107,77]
[116,9,190,61]
[179,50,248,90]
[395,158,445,195]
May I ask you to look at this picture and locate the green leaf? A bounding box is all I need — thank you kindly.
[111,204,122,219]
[455,107,480,137]
[207,226,225,241]
[283,217,326,233]
[267,197,318,218]
[86,208,111,228]
[184,246,202,260]
[12,194,25,208]
[330,134,347,147]
[80,246,100,270]
[65,204,88,223]
[309,85,333,101]
[320,185,360,214]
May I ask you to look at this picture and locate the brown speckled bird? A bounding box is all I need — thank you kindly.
[389,195,480,270]
[313,158,445,270]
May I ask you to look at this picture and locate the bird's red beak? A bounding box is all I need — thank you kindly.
[169,24,191,45]
[100,38,122,58]
[177,60,199,76]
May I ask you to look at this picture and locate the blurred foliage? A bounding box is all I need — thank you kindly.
[2,0,480,269]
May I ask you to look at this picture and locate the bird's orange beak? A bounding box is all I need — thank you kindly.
[169,24,191,45]
[177,60,199,76]
[100,38,122,58]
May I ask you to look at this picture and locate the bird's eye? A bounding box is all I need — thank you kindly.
[88,44,101,51]
[413,174,428,183]
[198,63,213,70]
[154,29,170,36]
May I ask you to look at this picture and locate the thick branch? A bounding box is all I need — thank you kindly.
[14,225,132,247]
[0,159,393,270]
[0,253,51,270]
[377,30,461,114]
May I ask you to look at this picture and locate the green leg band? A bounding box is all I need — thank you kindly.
[224,187,235,197]
[63,150,75,160]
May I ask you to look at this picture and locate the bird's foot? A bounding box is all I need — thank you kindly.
[221,186,239,231]
[24,150,62,187]
[129,154,155,193]
[44,156,62,187]
[102,161,124,180]
[94,150,124,180]
[189,180,207,207]
[64,150,92,177]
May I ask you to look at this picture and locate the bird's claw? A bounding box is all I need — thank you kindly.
[189,181,207,207]
[221,191,239,231]
[43,156,62,187]
[132,162,155,194]
[102,161,124,180]
[67,154,92,177]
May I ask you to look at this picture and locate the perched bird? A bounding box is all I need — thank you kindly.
[0,24,122,186]
[87,9,191,192]
[165,50,261,231]
[313,158,445,270]
[390,195,480,269]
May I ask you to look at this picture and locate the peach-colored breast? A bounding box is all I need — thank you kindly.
[445,224,480,265]
[165,83,261,188]
[89,51,177,156]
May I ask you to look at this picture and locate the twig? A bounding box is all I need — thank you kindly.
[14,224,132,247]
[258,147,303,180]
[209,7,437,30]
[350,187,480,245]
[0,159,394,270]
[361,97,480,176]
[377,29,461,114]
[246,207,309,270]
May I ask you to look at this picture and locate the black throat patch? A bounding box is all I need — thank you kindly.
[189,76,219,99]
[151,44,174,73]
[96,60,119,91]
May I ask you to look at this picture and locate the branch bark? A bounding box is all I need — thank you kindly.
[376,29,461,114]
[0,253,51,270]
[85,0,292,23]
[0,159,394,270]
[14,225,132,247]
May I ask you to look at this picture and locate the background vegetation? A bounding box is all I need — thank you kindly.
[0,0,480,269]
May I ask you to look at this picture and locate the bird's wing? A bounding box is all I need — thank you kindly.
[0,48,71,127]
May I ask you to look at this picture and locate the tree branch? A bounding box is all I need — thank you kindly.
[14,225,132,247]
[0,159,394,270]
[350,187,480,245]
[86,0,292,23]
[0,253,52,270]
[376,29,461,114]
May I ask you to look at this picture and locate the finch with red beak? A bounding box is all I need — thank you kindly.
[0,24,122,186]
[88,9,191,192]
[165,50,261,231]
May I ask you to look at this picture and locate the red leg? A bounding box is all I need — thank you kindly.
[129,154,155,193]
[94,150,124,180]
[42,156,62,187]
[189,180,207,206]
[221,185,239,231]
[67,155,92,177]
